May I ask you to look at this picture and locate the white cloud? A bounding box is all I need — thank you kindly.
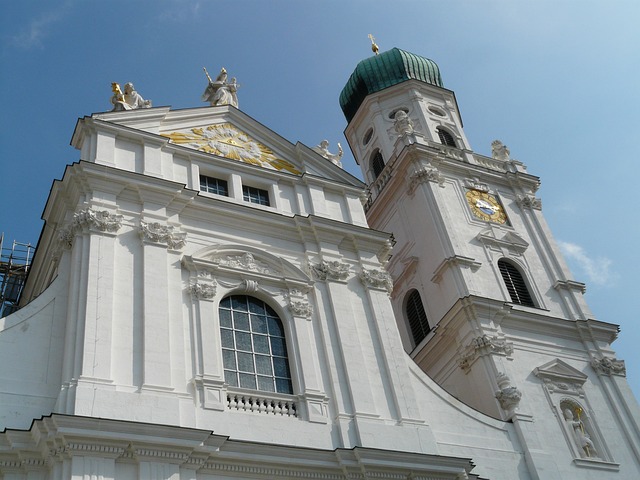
[558,240,614,286]
[11,10,65,49]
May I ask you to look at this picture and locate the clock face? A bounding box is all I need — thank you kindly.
[465,189,508,224]
[163,123,301,174]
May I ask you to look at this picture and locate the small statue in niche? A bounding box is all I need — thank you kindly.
[202,67,239,108]
[111,82,152,111]
[393,110,414,135]
[491,140,510,161]
[563,407,598,458]
[312,140,343,167]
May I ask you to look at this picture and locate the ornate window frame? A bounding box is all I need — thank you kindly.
[182,244,329,423]
[533,359,618,469]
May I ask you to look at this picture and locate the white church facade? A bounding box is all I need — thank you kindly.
[1,48,639,479]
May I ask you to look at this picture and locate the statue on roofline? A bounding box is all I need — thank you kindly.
[202,67,239,108]
[313,140,343,168]
[111,82,152,111]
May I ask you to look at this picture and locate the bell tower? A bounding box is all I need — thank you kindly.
[339,47,616,421]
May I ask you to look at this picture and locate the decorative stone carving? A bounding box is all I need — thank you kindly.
[139,221,186,249]
[312,140,343,167]
[58,225,75,249]
[188,282,216,300]
[393,110,414,136]
[202,67,239,108]
[495,372,522,412]
[288,299,313,318]
[311,260,350,282]
[408,166,445,192]
[216,252,272,274]
[111,82,152,111]
[591,356,626,377]
[458,334,514,372]
[358,267,393,293]
[516,194,542,210]
[74,208,123,233]
[57,208,123,248]
[491,140,510,161]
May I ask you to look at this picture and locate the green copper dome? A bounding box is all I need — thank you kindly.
[339,48,443,122]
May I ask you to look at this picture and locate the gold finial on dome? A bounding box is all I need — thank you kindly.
[368,34,379,55]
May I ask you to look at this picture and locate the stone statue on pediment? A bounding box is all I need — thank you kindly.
[111,82,152,111]
[202,67,239,108]
[313,140,343,167]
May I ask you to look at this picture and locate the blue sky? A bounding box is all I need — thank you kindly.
[1,0,638,398]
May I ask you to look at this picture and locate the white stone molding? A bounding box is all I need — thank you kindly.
[431,255,481,284]
[516,194,542,210]
[139,221,187,250]
[476,228,529,255]
[534,358,588,398]
[553,279,587,295]
[464,177,490,192]
[494,372,522,413]
[591,356,626,377]
[458,334,514,373]
[188,281,217,300]
[408,166,445,192]
[358,267,393,294]
[311,260,350,283]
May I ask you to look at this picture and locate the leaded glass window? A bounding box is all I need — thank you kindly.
[220,295,293,394]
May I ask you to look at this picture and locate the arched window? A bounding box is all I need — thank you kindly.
[437,127,456,147]
[498,259,535,307]
[220,295,293,394]
[406,289,430,346]
[371,150,385,179]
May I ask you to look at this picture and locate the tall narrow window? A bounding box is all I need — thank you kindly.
[406,289,430,346]
[200,175,229,196]
[220,295,293,394]
[498,259,535,307]
[243,185,270,206]
[437,127,456,147]
[371,150,385,179]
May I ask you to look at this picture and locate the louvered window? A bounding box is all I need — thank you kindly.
[371,150,385,179]
[437,128,456,147]
[498,259,535,307]
[220,295,293,394]
[406,289,430,346]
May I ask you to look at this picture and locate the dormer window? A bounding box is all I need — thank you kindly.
[371,150,385,179]
[437,127,456,147]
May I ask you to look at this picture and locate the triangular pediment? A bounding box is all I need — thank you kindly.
[83,106,362,187]
[533,358,588,385]
[476,227,529,253]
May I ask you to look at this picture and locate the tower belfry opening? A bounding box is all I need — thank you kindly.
[0,235,33,317]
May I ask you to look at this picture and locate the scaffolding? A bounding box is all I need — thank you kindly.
[0,234,34,318]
